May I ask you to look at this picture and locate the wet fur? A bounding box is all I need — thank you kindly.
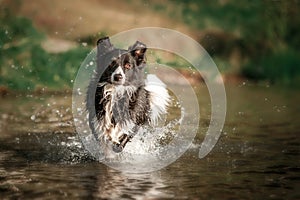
[86,37,155,152]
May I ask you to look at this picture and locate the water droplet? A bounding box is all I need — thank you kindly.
[77,88,82,95]
[77,107,82,113]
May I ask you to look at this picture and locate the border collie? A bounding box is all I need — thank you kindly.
[86,37,170,153]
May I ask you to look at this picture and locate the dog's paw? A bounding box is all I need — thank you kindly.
[112,143,124,153]
[112,134,132,153]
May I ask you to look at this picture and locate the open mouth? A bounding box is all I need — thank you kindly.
[113,74,123,82]
[111,73,125,85]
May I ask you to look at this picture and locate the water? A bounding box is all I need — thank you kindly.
[0,84,299,199]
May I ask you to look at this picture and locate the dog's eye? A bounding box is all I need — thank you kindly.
[124,63,132,70]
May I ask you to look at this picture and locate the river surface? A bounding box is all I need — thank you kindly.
[0,83,299,199]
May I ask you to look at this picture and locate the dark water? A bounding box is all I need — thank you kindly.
[0,83,299,199]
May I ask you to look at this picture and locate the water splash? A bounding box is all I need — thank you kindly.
[100,97,188,173]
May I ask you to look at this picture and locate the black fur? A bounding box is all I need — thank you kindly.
[86,37,150,152]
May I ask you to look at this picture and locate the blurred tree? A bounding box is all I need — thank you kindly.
[177,0,299,55]
[174,0,300,84]
[0,8,90,90]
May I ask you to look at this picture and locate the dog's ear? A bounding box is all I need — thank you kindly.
[96,37,116,72]
[129,41,147,66]
[97,37,114,56]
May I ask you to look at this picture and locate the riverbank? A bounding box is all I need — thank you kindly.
[1,1,299,93]
[0,68,252,97]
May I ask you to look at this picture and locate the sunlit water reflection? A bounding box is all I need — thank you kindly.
[0,84,299,199]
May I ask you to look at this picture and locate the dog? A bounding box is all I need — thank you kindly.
[86,37,170,153]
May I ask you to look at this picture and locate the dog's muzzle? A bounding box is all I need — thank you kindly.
[111,66,125,85]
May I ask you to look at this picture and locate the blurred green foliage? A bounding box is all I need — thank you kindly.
[173,0,300,85]
[0,9,90,91]
[77,31,108,46]
[243,49,300,85]
[1,1,300,90]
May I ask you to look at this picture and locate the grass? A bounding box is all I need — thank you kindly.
[242,49,300,86]
[168,0,300,86]
[0,10,91,91]
[1,1,300,90]
[0,44,91,91]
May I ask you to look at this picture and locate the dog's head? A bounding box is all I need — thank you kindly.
[97,37,147,87]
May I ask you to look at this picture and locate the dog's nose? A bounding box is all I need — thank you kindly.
[113,74,123,82]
